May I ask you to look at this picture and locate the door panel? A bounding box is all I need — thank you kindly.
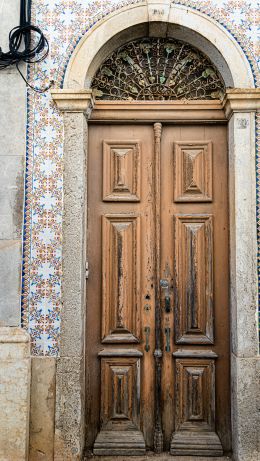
[173,141,213,202]
[174,355,217,432]
[173,213,214,344]
[102,140,141,202]
[86,122,230,456]
[98,351,142,430]
[161,125,230,455]
[87,125,155,454]
[102,214,141,343]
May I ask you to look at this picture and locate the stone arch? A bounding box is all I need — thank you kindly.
[63,2,255,91]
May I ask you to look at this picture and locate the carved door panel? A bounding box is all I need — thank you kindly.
[87,124,156,455]
[86,122,230,456]
[161,125,230,455]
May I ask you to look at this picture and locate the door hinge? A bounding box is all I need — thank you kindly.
[85,262,89,279]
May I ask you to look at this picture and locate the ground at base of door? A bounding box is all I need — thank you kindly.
[84,453,231,461]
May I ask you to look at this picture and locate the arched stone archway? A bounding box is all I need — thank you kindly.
[63,3,254,90]
[51,2,260,460]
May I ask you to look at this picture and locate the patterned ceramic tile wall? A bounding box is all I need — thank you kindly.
[22,0,260,355]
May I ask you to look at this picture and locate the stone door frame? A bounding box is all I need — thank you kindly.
[51,2,260,460]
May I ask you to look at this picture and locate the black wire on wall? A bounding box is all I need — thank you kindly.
[0,0,52,92]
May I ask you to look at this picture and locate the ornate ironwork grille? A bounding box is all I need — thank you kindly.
[91,38,225,101]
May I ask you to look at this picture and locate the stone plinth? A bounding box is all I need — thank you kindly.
[29,357,56,461]
[0,327,30,461]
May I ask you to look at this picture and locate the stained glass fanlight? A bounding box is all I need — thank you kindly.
[91,37,225,101]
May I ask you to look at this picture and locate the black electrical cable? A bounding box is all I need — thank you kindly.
[0,0,53,93]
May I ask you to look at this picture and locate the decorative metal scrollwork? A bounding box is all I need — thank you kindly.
[91,38,225,101]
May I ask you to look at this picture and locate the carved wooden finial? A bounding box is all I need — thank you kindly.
[154,122,162,140]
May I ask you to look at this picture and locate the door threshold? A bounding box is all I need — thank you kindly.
[84,452,231,461]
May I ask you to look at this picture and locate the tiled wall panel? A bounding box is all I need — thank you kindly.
[22,0,260,355]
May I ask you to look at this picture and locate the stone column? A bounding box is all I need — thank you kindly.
[51,90,94,461]
[224,90,260,461]
[0,327,31,461]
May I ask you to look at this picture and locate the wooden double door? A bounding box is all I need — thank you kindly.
[86,121,230,456]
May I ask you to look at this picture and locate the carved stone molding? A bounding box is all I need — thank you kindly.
[51,89,95,115]
[223,89,260,119]
[51,89,260,122]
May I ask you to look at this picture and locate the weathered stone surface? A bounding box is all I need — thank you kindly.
[231,354,260,461]
[53,113,88,460]
[0,327,30,461]
[29,357,56,461]
[0,240,22,326]
[228,112,259,358]
[147,0,170,37]
[54,357,85,461]
[0,155,24,240]
[84,456,231,461]
[60,112,87,358]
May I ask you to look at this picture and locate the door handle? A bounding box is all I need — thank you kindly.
[144,326,150,352]
[160,279,171,313]
[165,295,171,313]
[165,327,171,352]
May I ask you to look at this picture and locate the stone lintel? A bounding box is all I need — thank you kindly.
[51,89,95,113]
[223,89,260,119]
[51,88,260,121]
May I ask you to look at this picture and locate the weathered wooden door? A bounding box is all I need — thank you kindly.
[86,117,230,456]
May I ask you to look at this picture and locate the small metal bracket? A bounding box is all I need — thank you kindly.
[165,327,171,352]
[160,279,171,313]
[144,326,150,352]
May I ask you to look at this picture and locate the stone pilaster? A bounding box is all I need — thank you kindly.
[224,90,260,461]
[51,90,94,460]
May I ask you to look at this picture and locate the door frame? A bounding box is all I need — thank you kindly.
[52,90,260,461]
[50,5,260,459]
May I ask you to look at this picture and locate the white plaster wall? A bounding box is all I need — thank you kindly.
[0,0,26,325]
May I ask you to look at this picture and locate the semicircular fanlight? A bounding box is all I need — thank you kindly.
[91,37,226,101]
